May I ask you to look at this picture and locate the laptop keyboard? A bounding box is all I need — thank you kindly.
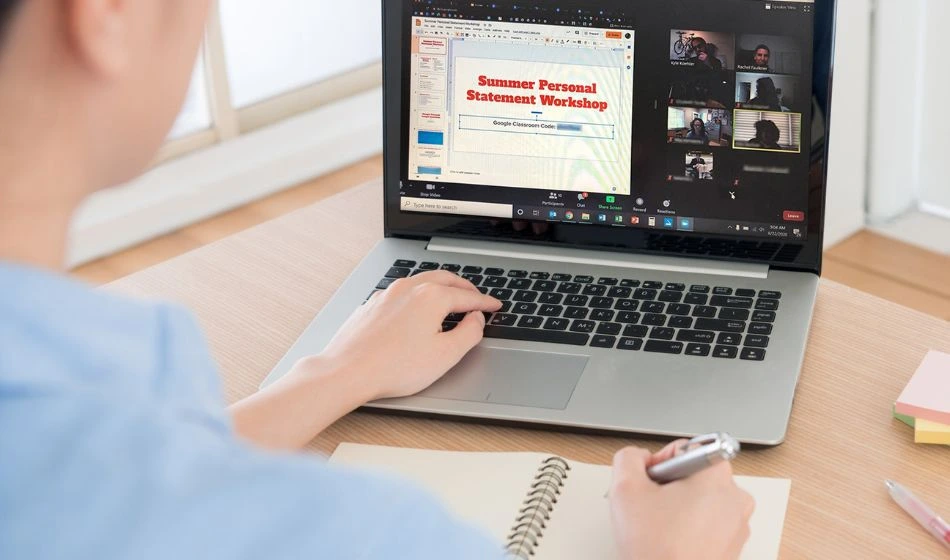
[374,260,780,361]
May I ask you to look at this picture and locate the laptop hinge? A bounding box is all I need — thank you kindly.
[426,237,770,279]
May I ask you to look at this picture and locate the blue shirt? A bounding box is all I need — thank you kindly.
[0,262,501,559]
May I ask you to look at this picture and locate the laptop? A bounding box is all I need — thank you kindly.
[262,0,837,445]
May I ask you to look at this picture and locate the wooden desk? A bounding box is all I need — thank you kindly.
[110,180,950,559]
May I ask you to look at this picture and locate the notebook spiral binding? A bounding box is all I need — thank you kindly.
[505,456,571,559]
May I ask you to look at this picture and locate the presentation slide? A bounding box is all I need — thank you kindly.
[449,57,631,193]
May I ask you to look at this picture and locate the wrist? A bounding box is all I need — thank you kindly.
[291,354,377,408]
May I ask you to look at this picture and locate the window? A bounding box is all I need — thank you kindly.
[167,54,212,140]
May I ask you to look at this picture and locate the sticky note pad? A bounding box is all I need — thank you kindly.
[915,419,950,445]
[892,404,916,428]
[895,351,950,426]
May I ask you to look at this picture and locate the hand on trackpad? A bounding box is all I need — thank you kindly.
[418,346,588,410]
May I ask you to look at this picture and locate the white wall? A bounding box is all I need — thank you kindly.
[823,0,873,246]
[917,1,950,216]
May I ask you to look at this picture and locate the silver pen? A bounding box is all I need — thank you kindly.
[647,433,741,484]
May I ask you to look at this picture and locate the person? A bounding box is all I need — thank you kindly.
[0,2,754,559]
[688,38,724,71]
[748,77,787,111]
[753,44,771,69]
[688,156,711,179]
[685,117,710,144]
[747,119,783,150]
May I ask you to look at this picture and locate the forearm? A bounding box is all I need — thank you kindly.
[229,356,372,451]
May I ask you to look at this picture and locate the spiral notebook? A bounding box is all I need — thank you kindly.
[330,443,791,559]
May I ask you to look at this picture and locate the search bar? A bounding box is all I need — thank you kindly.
[401,197,513,219]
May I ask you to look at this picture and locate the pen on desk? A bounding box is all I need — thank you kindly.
[647,433,740,484]
[885,480,950,550]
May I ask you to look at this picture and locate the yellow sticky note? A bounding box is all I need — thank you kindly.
[915,418,950,445]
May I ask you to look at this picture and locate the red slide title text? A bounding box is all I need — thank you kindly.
[466,75,609,112]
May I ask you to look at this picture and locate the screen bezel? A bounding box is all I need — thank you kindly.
[381,0,836,275]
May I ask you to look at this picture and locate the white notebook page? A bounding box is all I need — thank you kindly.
[329,443,791,559]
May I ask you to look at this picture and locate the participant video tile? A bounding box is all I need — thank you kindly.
[668,107,733,147]
[735,73,802,112]
[733,110,802,153]
[668,68,733,109]
[669,30,735,71]
[735,34,803,75]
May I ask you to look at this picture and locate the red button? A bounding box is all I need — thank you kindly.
[783,211,805,222]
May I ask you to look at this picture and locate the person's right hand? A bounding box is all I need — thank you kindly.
[609,442,755,560]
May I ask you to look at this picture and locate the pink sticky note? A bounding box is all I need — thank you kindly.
[896,351,950,426]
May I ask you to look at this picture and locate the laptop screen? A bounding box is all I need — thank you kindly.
[398,0,817,242]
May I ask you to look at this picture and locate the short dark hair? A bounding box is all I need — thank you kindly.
[755,44,771,53]
[0,0,22,44]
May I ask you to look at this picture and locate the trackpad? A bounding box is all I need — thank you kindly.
[419,346,588,410]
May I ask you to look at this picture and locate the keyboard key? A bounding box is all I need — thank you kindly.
[665,283,686,291]
[642,281,664,290]
[518,315,544,329]
[597,277,619,286]
[668,316,693,329]
[484,267,505,276]
[462,265,483,274]
[614,299,639,311]
[573,275,594,284]
[551,273,572,282]
[558,283,582,294]
[620,279,641,288]
[590,297,614,309]
[385,267,412,279]
[690,285,711,294]
[543,318,571,331]
[532,280,557,292]
[539,304,564,317]
[499,301,513,313]
[489,313,518,327]
[752,311,776,323]
[650,327,675,340]
[658,291,683,303]
[483,276,507,288]
[591,335,617,349]
[717,333,742,345]
[376,278,396,290]
[641,301,666,314]
[590,309,615,322]
[667,304,691,316]
[564,294,589,306]
[744,335,770,348]
[642,313,666,326]
[509,279,532,290]
[741,348,767,361]
[607,287,632,298]
[618,338,644,351]
[597,323,622,336]
[530,272,551,280]
[713,345,739,359]
[624,325,649,338]
[462,274,483,286]
[513,290,539,303]
[686,343,712,357]
[710,296,754,309]
[749,323,773,335]
[713,287,733,296]
[694,319,747,333]
[735,289,756,297]
[678,330,715,343]
[489,288,513,300]
[684,293,708,305]
[508,270,528,278]
[441,264,462,273]
[692,306,717,318]
[633,289,658,300]
[394,259,417,268]
[570,320,596,333]
[616,311,642,324]
[418,262,440,271]
[758,291,782,300]
[478,287,489,294]
[446,312,467,322]
[539,292,564,305]
[718,308,751,321]
[512,302,538,315]
[441,321,459,332]
[583,284,608,296]
[755,299,780,311]
[410,269,427,277]
[564,307,589,319]
[644,340,684,354]
[484,326,589,346]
